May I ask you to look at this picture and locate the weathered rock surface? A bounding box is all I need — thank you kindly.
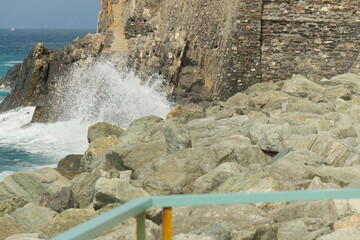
[0,215,22,238]
[93,177,149,209]
[0,168,70,202]
[0,197,28,217]
[12,203,57,233]
[87,122,124,143]
[4,233,48,240]
[56,154,82,180]
[39,187,79,213]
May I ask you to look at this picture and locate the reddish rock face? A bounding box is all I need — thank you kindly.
[39,187,79,213]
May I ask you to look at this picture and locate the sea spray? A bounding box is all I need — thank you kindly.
[56,58,173,128]
[0,58,173,181]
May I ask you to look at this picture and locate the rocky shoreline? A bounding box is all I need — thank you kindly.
[1,73,360,239]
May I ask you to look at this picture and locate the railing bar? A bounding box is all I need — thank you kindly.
[151,189,360,208]
[162,207,172,240]
[51,197,152,240]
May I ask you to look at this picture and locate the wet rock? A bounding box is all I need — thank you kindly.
[12,203,57,233]
[87,122,124,143]
[0,168,70,203]
[56,155,82,180]
[39,187,79,213]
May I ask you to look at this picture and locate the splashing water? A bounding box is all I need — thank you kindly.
[57,58,172,128]
[0,59,173,181]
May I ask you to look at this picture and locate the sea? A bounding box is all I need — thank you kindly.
[0,29,172,182]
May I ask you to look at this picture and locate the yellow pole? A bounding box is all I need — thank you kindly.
[162,207,172,240]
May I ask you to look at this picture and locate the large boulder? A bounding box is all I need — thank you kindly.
[87,122,124,143]
[163,118,192,153]
[0,168,70,202]
[56,154,82,180]
[70,171,102,208]
[281,74,325,99]
[81,135,121,168]
[41,208,96,238]
[172,205,276,240]
[317,228,360,240]
[277,218,331,240]
[93,177,149,209]
[12,203,57,233]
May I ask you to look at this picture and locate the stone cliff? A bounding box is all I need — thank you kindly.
[0,0,359,120]
[99,0,360,103]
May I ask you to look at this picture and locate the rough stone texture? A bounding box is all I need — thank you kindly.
[70,171,102,208]
[0,197,28,217]
[0,34,104,123]
[56,155,82,180]
[81,135,121,168]
[334,214,360,231]
[0,167,70,203]
[93,177,149,209]
[317,228,360,240]
[277,218,331,240]
[41,208,96,238]
[172,205,276,240]
[87,122,124,143]
[99,0,360,103]
[93,218,161,240]
[4,233,48,240]
[163,118,192,153]
[0,215,22,238]
[12,203,57,233]
[38,187,79,213]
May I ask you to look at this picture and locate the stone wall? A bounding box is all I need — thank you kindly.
[104,0,360,102]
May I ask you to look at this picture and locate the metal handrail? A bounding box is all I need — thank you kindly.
[51,188,360,240]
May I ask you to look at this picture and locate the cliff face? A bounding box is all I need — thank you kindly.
[1,0,359,120]
[0,34,104,121]
[99,0,360,102]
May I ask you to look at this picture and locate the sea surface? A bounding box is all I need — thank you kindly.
[0,29,172,182]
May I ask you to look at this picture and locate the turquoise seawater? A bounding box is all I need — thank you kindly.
[0,29,95,181]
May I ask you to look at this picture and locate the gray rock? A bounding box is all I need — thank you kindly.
[281,74,325,99]
[119,115,164,143]
[224,92,253,108]
[190,223,231,240]
[277,218,331,240]
[87,122,124,143]
[323,73,360,95]
[173,205,276,240]
[0,167,70,202]
[12,203,57,233]
[93,177,149,209]
[174,234,215,240]
[71,171,102,208]
[164,118,192,153]
[193,162,241,193]
[93,218,161,240]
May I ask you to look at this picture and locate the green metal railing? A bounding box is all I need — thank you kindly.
[51,188,360,240]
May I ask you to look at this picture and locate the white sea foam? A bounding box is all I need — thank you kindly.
[57,58,172,128]
[0,58,173,182]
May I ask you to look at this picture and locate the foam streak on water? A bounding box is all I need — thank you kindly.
[0,59,172,182]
